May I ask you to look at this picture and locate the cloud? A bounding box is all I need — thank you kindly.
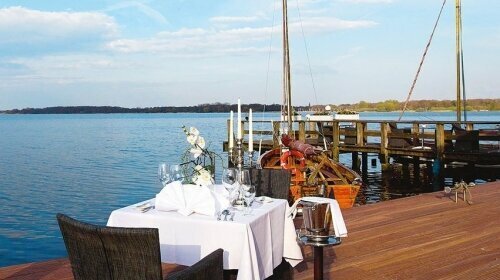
[289,17,377,33]
[107,17,375,56]
[106,26,275,56]
[0,6,118,56]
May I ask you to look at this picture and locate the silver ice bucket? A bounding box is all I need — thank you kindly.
[300,200,332,240]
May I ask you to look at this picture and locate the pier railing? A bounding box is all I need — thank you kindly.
[224,119,500,166]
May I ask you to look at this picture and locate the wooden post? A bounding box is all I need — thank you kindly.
[413,122,420,145]
[298,121,306,141]
[356,122,364,146]
[434,123,445,188]
[413,156,420,183]
[362,152,368,175]
[273,121,281,147]
[332,121,340,162]
[352,152,359,170]
[380,122,389,169]
[435,123,445,162]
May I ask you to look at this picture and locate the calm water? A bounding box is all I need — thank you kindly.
[0,111,498,267]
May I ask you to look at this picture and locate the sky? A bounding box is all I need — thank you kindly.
[0,0,499,110]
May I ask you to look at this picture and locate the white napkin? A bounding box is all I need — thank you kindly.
[155,181,229,216]
[283,204,304,267]
[288,197,348,237]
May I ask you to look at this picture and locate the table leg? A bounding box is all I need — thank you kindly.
[314,246,324,280]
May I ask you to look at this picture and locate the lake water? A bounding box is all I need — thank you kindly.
[0,111,498,267]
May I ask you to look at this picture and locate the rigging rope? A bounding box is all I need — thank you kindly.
[398,0,447,121]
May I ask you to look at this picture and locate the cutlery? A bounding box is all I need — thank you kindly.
[141,206,154,213]
[222,209,230,221]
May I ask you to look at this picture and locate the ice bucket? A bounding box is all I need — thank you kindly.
[300,200,332,240]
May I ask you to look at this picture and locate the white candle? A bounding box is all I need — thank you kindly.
[229,111,234,149]
[248,109,253,152]
[237,98,242,139]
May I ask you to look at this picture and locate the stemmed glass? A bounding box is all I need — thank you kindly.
[170,165,183,182]
[242,184,256,215]
[222,168,238,203]
[237,169,254,213]
[158,163,171,187]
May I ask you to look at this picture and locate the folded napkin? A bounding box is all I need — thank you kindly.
[155,181,229,216]
[288,197,348,237]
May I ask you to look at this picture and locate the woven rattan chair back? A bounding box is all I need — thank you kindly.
[99,226,163,280]
[57,214,163,280]
[56,213,112,280]
[166,249,223,280]
[249,168,292,200]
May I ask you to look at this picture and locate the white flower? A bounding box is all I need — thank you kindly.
[187,134,198,145]
[196,136,206,149]
[193,168,214,186]
[190,147,203,158]
[194,165,203,171]
[189,127,200,136]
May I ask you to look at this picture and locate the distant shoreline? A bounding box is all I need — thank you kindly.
[1,99,497,114]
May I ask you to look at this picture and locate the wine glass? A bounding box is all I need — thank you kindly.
[242,184,256,215]
[237,169,253,212]
[158,163,171,187]
[237,169,251,187]
[222,168,238,201]
[170,165,183,182]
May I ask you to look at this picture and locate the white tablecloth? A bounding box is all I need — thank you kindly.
[107,194,303,280]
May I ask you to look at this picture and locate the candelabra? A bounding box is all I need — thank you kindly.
[229,138,254,169]
[228,138,256,208]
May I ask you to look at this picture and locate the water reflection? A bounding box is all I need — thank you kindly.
[0,112,497,267]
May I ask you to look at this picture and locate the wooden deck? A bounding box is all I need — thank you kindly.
[1,181,499,280]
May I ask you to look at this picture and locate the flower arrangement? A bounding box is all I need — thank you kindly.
[181,126,219,186]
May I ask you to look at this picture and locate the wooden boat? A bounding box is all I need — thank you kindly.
[258,135,361,208]
[255,0,362,208]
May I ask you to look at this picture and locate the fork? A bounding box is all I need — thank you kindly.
[141,206,154,213]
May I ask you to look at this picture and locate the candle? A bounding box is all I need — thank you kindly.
[237,98,242,139]
[248,109,253,152]
[229,111,234,149]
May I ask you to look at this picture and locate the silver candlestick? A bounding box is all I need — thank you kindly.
[247,150,255,168]
[235,138,244,170]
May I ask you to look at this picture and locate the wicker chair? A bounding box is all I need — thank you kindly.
[57,213,224,280]
[56,213,111,280]
[166,249,224,280]
[248,168,292,200]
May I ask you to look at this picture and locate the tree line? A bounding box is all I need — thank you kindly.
[1,99,498,114]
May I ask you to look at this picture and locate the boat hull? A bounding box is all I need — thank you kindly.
[258,148,361,208]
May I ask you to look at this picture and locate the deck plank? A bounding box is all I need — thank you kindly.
[1,181,499,280]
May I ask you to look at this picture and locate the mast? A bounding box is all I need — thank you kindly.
[282,0,292,133]
[455,0,462,123]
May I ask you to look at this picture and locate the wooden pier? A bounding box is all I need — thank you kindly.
[224,119,500,171]
[2,181,498,280]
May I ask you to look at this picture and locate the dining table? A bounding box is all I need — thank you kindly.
[107,185,303,280]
